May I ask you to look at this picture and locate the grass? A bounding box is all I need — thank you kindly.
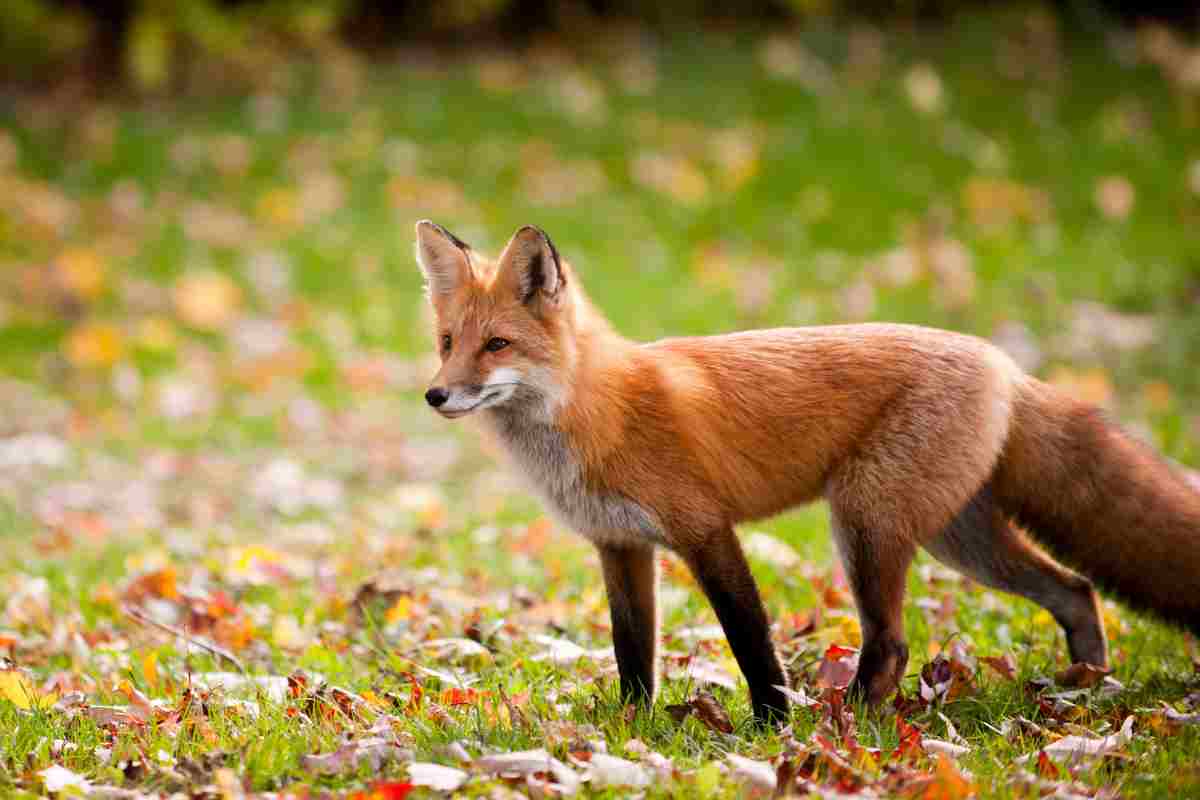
[1,9,1199,798]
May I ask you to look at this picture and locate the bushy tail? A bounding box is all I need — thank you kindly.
[993,377,1200,634]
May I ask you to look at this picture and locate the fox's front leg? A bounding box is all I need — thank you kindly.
[598,543,660,705]
[830,511,916,706]
[680,528,790,724]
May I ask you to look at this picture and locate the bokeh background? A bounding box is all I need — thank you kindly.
[2,2,1200,797]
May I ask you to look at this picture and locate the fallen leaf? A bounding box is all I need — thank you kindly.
[578,753,651,788]
[39,764,91,795]
[922,739,970,758]
[407,762,468,792]
[64,322,125,369]
[529,635,614,666]
[726,753,776,792]
[916,754,975,799]
[300,738,412,774]
[816,643,859,689]
[1021,715,1135,765]
[357,782,413,800]
[666,655,738,690]
[773,684,821,708]
[1163,705,1200,725]
[691,691,734,734]
[0,669,60,710]
[475,749,580,795]
[172,270,242,331]
[981,653,1017,681]
[1054,662,1109,689]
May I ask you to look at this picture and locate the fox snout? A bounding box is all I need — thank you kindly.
[425,378,520,418]
[424,387,449,408]
[424,383,480,417]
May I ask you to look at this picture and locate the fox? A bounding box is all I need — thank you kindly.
[414,219,1200,724]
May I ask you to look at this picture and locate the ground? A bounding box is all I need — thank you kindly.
[2,10,1200,799]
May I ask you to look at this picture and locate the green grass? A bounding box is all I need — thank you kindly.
[1,10,1199,798]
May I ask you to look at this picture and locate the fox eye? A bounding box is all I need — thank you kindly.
[440,334,452,352]
[485,337,510,352]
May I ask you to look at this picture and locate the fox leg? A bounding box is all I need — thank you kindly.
[598,543,660,704]
[926,485,1108,667]
[680,528,790,724]
[829,511,916,706]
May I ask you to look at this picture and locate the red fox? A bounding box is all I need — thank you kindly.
[415,220,1200,723]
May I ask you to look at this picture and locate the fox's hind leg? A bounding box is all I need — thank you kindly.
[925,484,1108,668]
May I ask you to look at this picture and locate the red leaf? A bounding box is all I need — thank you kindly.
[825,643,857,660]
[1035,750,1059,780]
[440,687,485,706]
[892,716,924,763]
[373,781,415,800]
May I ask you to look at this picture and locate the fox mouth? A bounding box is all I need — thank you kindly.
[435,384,517,418]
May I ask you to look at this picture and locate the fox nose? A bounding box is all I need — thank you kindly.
[425,387,449,408]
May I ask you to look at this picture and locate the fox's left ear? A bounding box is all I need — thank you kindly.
[496,225,565,309]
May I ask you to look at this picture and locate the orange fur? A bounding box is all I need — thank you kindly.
[415,221,1200,719]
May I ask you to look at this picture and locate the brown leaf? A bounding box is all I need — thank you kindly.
[300,738,413,775]
[981,653,1018,681]
[666,691,734,734]
[691,691,735,734]
[664,703,692,725]
[1054,662,1109,689]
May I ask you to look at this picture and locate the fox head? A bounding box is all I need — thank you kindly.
[415,221,578,419]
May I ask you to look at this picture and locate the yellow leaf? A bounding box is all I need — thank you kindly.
[1031,609,1055,628]
[172,270,242,331]
[831,614,861,647]
[143,651,159,691]
[0,670,59,710]
[1102,604,1126,638]
[385,596,411,623]
[56,247,107,299]
[257,188,299,230]
[64,321,125,368]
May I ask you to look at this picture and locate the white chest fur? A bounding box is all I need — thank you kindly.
[485,407,663,547]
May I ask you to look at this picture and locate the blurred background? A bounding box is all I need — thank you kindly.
[1,0,1199,760]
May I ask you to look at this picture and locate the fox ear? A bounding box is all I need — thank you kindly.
[415,220,473,296]
[497,225,564,307]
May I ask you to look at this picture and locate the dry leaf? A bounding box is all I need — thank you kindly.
[578,753,651,788]
[172,270,243,331]
[300,738,413,774]
[475,749,581,795]
[726,753,777,792]
[407,762,468,792]
[1054,662,1109,689]
[981,653,1018,681]
[39,764,91,795]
